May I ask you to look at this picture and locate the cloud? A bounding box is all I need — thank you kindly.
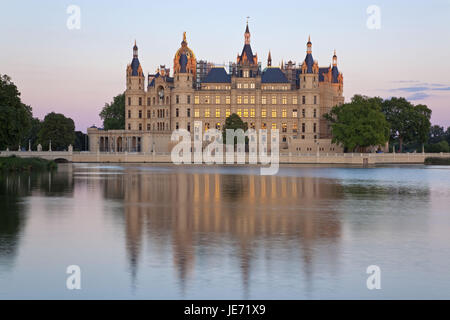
[407,92,430,101]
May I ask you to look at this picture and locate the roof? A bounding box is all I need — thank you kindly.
[179,53,188,73]
[318,67,329,82]
[331,66,339,83]
[203,67,231,83]
[130,57,140,76]
[238,44,255,65]
[261,67,289,83]
[304,53,314,74]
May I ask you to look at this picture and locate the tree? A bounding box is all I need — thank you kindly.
[0,74,32,150]
[74,131,88,151]
[37,112,76,151]
[324,95,390,152]
[425,140,449,153]
[21,117,42,150]
[99,93,125,130]
[381,97,431,152]
[429,125,445,144]
[222,113,248,144]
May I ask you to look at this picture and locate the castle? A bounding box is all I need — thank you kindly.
[88,23,344,154]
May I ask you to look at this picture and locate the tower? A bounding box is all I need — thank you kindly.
[267,50,272,67]
[125,41,145,132]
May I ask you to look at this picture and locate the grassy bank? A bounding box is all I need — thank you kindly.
[424,157,450,165]
[0,155,57,172]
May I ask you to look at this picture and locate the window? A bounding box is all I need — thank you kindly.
[244,96,248,104]
[302,109,306,118]
[139,110,142,118]
[187,122,190,132]
[128,110,131,118]
[194,96,199,104]
[194,109,200,117]
[271,109,277,118]
[215,96,220,104]
[139,123,142,131]
[261,109,267,118]
[293,96,298,104]
[147,97,150,106]
[176,108,179,117]
[313,123,317,133]
[293,109,298,118]
[282,123,287,133]
[216,122,221,130]
[205,96,210,104]
[250,108,255,117]
[262,123,267,129]
[226,96,230,104]
[153,97,156,105]
[272,96,277,104]
[250,96,255,104]
[205,108,210,118]
[187,95,191,104]
[237,109,242,117]
[176,122,179,130]
[314,109,317,118]
[139,97,142,106]
[128,97,131,106]
[243,83,248,89]
[293,123,298,132]
[250,83,255,89]
[272,123,277,129]
[302,96,306,104]
[237,83,242,89]
[226,109,231,118]
[243,109,249,118]
[237,96,242,104]
[262,96,267,104]
[314,96,317,104]
[215,108,220,118]
[282,96,287,104]
[282,109,287,118]
[147,110,151,118]
[128,123,131,130]
[176,95,179,104]
[187,108,191,117]
[302,123,305,133]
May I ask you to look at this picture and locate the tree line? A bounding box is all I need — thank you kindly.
[0,74,87,151]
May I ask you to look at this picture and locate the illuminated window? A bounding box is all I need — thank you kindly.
[226,96,230,104]
[215,108,220,118]
[237,109,242,117]
[261,109,267,118]
[215,96,220,104]
[282,123,287,132]
[237,96,242,104]
[282,96,287,104]
[250,83,255,89]
[205,108,210,118]
[262,123,267,129]
[293,123,298,132]
[237,83,242,89]
[243,109,249,117]
[194,109,200,118]
[293,109,298,118]
[226,109,231,118]
[205,96,210,104]
[272,96,277,104]
[262,96,267,104]
[244,96,248,104]
[243,83,248,89]
[250,96,255,104]
[293,96,298,104]
[216,122,221,130]
[272,123,277,129]
[250,108,255,117]
[271,109,277,118]
[282,109,287,118]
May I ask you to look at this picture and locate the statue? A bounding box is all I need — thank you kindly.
[37,144,42,152]
[68,144,73,153]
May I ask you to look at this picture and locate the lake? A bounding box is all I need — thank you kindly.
[1,163,450,299]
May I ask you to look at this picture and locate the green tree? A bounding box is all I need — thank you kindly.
[0,74,32,150]
[381,97,431,152]
[21,117,42,150]
[425,140,449,153]
[99,93,125,130]
[324,95,390,152]
[37,112,76,151]
[222,113,248,144]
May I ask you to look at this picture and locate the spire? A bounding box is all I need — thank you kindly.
[244,20,250,45]
[307,35,312,54]
[133,40,138,58]
[333,49,337,66]
[181,31,187,47]
[267,50,272,67]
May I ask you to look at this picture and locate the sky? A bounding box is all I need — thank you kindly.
[1,0,449,132]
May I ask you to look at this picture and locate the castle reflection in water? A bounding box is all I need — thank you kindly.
[98,166,344,293]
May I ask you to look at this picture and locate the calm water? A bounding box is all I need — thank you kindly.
[0,163,450,299]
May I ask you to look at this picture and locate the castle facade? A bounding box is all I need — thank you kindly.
[88,24,344,154]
